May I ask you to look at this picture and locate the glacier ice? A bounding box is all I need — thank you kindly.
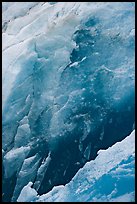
[17,130,135,202]
[3,146,30,178]
[2,2,135,202]
[11,154,41,201]
[17,182,39,202]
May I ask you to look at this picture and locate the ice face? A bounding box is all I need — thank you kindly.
[2,2,135,202]
[17,130,135,202]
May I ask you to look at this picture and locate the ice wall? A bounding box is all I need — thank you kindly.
[17,130,135,202]
[2,2,135,202]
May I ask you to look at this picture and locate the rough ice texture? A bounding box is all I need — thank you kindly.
[17,130,135,202]
[2,2,135,202]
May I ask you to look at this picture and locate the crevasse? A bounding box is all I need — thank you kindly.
[17,130,135,202]
[2,2,135,202]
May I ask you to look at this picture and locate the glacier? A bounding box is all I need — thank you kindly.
[2,2,135,202]
[17,130,135,202]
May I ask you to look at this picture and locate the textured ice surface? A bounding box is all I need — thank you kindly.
[2,2,135,202]
[17,130,135,202]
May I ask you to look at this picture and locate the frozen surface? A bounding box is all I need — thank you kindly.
[2,2,135,202]
[3,146,30,178]
[17,130,135,202]
[17,182,39,202]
